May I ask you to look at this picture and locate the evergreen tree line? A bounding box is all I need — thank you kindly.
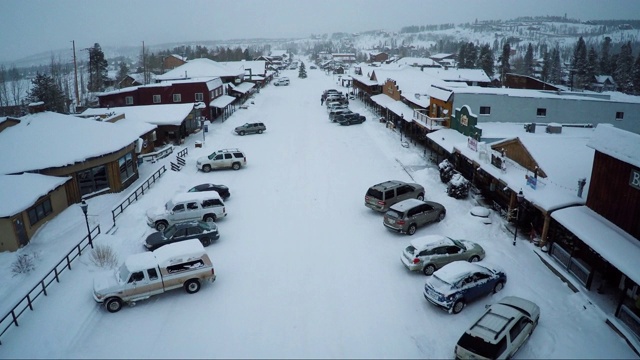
[400,24,455,33]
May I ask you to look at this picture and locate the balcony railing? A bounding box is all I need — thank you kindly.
[413,109,446,130]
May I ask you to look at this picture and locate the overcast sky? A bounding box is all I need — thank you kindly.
[1,0,639,63]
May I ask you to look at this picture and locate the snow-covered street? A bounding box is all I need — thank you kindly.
[0,66,637,359]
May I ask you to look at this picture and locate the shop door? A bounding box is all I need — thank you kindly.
[13,217,28,247]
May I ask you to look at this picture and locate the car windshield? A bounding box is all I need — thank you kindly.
[451,239,466,250]
[430,274,452,291]
[163,225,178,238]
[457,333,504,359]
[117,264,129,283]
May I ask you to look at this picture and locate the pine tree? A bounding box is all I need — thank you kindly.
[549,47,563,84]
[498,42,511,83]
[615,41,634,93]
[599,36,612,74]
[571,37,588,90]
[541,48,550,82]
[632,53,640,95]
[457,43,467,68]
[523,43,534,76]
[298,61,307,79]
[27,72,68,113]
[476,44,494,77]
[88,43,108,92]
[586,46,598,88]
[464,42,477,68]
[116,62,129,88]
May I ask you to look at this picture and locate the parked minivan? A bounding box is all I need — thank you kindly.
[146,191,226,231]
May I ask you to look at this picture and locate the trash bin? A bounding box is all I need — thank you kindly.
[195,141,202,148]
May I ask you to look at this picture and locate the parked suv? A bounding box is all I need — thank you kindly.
[329,108,353,122]
[197,148,246,172]
[274,77,290,86]
[337,113,365,125]
[364,180,425,212]
[383,198,446,235]
[146,192,226,231]
[235,122,266,135]
[455,296,540,359]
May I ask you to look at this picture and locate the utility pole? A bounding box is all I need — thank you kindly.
[142,41,147,85]
[72,40,79,111]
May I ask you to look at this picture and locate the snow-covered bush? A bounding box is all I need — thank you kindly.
[447,173,471,199]
[90,244,119,269]
[11,252,38,276]
[438,159,455,183]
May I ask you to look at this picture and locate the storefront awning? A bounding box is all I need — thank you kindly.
[209,95,236,108]
[370,94,414,119]
[229,82,255,94]
[552,205,640,285]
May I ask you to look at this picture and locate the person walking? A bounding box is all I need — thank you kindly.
[321,96,324,106]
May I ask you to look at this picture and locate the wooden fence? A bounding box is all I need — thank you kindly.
[111,165,166,225]
[0,224,101,345]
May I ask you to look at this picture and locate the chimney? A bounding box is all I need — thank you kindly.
[577,178,587,198]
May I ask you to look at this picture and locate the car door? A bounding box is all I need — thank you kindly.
[461,273,485,301]
[430,246,450,268]
[212,153,224,169]
[421,204,440,223]
[122,270,161,299]
[395,185,411,202]
[447,245,465,262]
[170,203,191,223]
[170,226,189,244]
[222,153,233,167]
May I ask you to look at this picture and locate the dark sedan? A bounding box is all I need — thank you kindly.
[337,113,365,125]
[188,183,230,200]
[144,221,219,251]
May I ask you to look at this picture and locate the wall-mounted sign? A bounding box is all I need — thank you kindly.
[461,114,468,126]
[630,168,640,190]
[526,175,537,190]
[468,137,477,152]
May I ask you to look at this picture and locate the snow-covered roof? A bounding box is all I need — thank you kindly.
[0,112,141,175]
[428,123,595,212]
[220,60,266,76]
[587,124,640,168]
[396,57,442,68]
[152,238,206,268]
[433,261,487,284]
[552,205,640,286]
[420,67,491,83]
[111,116,157,138]
[80,103,194,126]
[156,58,245,81]
[210,95,236,108]
[229,82,256,94]
[370,94,414,119]
[429,53,455,60]
[0,173,71,217]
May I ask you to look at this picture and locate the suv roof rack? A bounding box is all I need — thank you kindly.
[216,148,241,153]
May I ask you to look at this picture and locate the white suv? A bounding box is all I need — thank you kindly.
[196,148,246,172]
[274,77,290,86]
[455,296,540,359]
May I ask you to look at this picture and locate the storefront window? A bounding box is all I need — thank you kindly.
[119,152,135,183]
[27,198,53,226]
[77,165,108,196]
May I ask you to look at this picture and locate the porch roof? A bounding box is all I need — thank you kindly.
[210,95,236,108]
[370,94,414,119]
[552,205,640,286]
[0,174,71,217]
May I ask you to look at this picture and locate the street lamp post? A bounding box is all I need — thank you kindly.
[513,190,524,246]
[400,114,404,142]
[80,200,93,248]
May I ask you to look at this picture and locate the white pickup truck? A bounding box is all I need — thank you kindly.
[93,239,216,313]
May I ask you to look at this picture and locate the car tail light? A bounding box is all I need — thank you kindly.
[223,207,226,213]
[211,268,215,276]
[412,258,420,264]
[377,200,385,206]
[243,157,246,163]
[396,220,405,225]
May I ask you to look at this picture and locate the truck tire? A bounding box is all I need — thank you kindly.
[155,221,168,231]
[105,297,123,313]
[232,162,241,170]
[184,279,201,294]
[203,214,216,223]
[202,164,212,173]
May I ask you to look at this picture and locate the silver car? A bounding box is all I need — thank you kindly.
[235,122,265,136]
[401,235,485,275]
[383,199,445,235]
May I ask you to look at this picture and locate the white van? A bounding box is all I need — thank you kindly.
[146,192,226,231]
